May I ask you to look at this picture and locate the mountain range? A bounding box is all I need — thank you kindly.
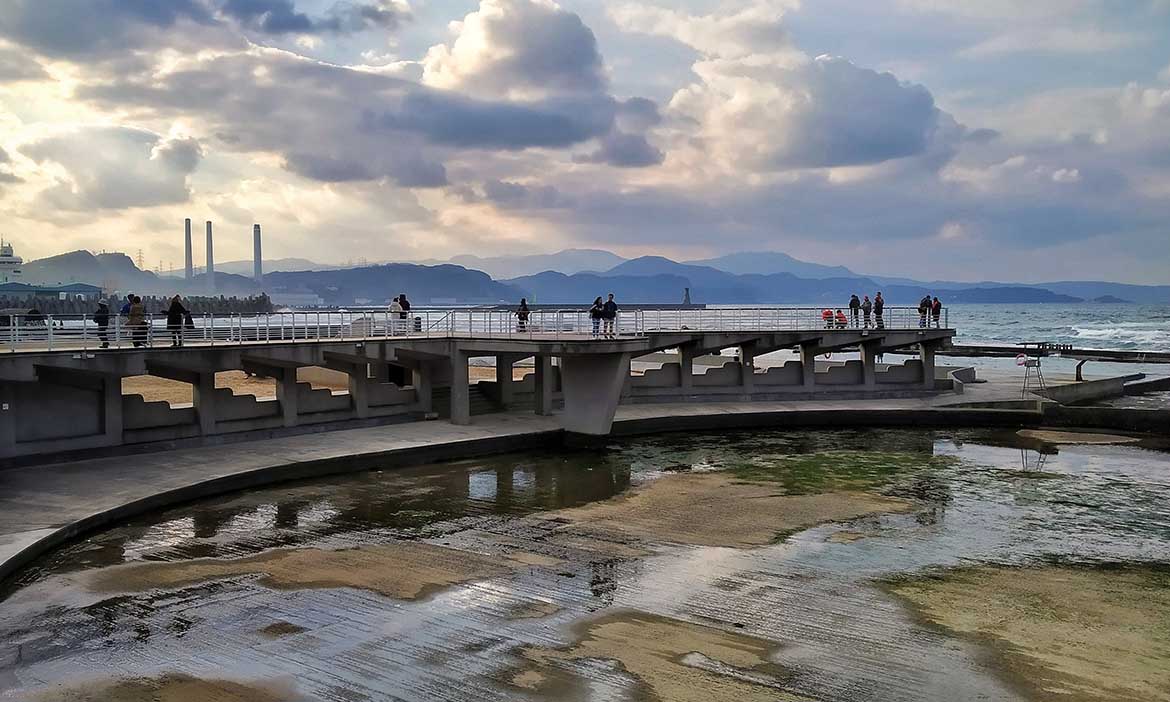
[17,248,1170,305]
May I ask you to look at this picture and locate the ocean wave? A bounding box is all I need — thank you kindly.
[1072,327,1170,349]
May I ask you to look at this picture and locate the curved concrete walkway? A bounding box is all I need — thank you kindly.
[0,399,1041,590]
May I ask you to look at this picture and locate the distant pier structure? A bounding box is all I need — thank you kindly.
[253,224,263,283]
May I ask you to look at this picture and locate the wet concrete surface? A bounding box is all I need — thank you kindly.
[1,428,1169,701]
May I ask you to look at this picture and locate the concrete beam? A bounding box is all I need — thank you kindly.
[192,371,217,435]
[450,351,470,425]
[0,381,15,457]
[861,342,880,388]
[241,355,302,427]
[679,344,696,390]
[413,363,434,414]
[559,352,631,436]
[34,365,124,445]
[921,343,937,390]
[739,342,757,391]
[496,353,525,409]
[799,344,818,388]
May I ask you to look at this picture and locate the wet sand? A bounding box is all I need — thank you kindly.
[1017,429,1141,445]
[888,565,1170,702]
[543,473,912,548]
[30,673,300,702]
[86,542,514,601]
[521,610,809,701]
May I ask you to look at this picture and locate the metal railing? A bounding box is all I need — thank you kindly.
[0,306,947,353]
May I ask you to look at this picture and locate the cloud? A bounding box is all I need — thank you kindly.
[0,46,48,81]
[422,0,606,100]
[959,28,1140,58]
[20,127,202,210]
[483,179,573,208]
[575,130,664,167]
[671,55,955,171]
[220,0,409,35]
[610,0,800,60]
[0,0,222,58]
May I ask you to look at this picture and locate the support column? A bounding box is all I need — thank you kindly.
[0,381,16,458]
[799,344,819,388]
[192,372,217,435]
[921,343,937,390]
[450,350,470,425]
[413,364,433,414]
[276,372,299,427]
[861,342,879,388]
[679,345,696,390]
[740,342,757,392]
[534,355,554,416]
[102,376,123,444]
[496,353,519,409]
[558,352,631,436]
[348,365,371,419]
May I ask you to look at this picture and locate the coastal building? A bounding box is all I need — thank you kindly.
[0,240,22,283]
[0,282,103,300]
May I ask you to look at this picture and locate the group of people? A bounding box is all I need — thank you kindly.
[822,293,943,329]
[388,293,413,334]
[588,294,619,338]
[92,294,194,348]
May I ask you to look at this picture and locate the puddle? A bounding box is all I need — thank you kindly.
[27,673,302,702]
[1,428,1168,702]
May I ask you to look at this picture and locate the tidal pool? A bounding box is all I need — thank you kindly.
[1,428,1168,701]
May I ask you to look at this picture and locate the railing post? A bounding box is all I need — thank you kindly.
[46,315,54,351]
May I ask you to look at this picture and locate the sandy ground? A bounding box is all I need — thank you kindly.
[1017,429,1141,445]
[85,542,515,601]
[521,610,810,702]
[31,673,301,702]
[888,565,1170,702]
[542,473,912,548]
[122,367,536,405]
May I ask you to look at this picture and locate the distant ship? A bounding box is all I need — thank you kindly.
[0,239,22,284]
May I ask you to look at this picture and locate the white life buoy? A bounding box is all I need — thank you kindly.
[1015,354,1028,367]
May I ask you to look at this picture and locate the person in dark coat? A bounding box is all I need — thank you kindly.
[861,295,873,328]
[848,294,861,327]
[918,295,932,328]
[166,295,188,347]
[602,293,618,338]
[516,298,531,333]
[94,299,111,348]
[874,292,885,329]
[931,296,942,328]
[589,296,604,338]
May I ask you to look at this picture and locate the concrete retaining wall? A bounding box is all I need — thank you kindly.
[14,382,103,442]
[819,361,864,385]
[1038,374,1144,406]
[694,362,743,386]
[757,362,803,386]
[877,360,923,384]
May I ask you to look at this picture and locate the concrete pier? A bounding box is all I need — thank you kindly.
[0,326,957,463]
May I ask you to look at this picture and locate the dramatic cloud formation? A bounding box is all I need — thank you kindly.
[0,0,1166,282]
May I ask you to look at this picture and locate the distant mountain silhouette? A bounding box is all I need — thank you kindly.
[686,251,857,279]
[265,264,517,305]
[23,250,164,292]
[215,258,331,276]
[446,249,627,279]
[507,271,693,304]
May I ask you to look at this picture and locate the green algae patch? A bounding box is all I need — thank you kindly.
[519,610,811,702]
[887,565,1170,702]
[31,673,302,702]
[723,451,960,495]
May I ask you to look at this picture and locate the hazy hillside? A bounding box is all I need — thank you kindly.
[265,264,517,305]
[687,251,857,279]
[507,271,693,303]
[216,258,329,276]
[447,249,626,279]
[22,251,164,291]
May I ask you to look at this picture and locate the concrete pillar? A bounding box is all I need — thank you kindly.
[102,376,123,444]
[799,344,819,388]
[192,372,217,435]
[740,342,757,392]
[205,221,215,295]
[450,351,470,425]
[861,343,879,388]
[253,224,263,283]
[413,364,433,414]
[184,218,193,280]
[496,354,516,409]
[348,365,371,419]
[534,355,554,416]
[0,381,15,458]
[921,343,937,390]
[679,346,695,390]
[276,373,299,427]
[558,352,631,436]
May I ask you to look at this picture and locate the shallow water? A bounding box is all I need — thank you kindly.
[1,428,1168,701]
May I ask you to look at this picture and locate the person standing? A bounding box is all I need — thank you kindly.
[516,298,531,333]
[165,295,189,347]
[861,295,873,328]
[848,294,861,327]
[918,295,932,328]
[602,293,618,339]
[93,298,111,349]
[389,296,403,335]
[128,295,148,347]
[931,296,943,328]
[874,292,885,329]
[589,296,604,338]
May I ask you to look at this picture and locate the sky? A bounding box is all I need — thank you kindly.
[0,0,1168,284]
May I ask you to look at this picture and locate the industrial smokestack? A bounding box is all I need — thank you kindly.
[184,219,193,280]
[253,224,262,283]
[205,220,215,294]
